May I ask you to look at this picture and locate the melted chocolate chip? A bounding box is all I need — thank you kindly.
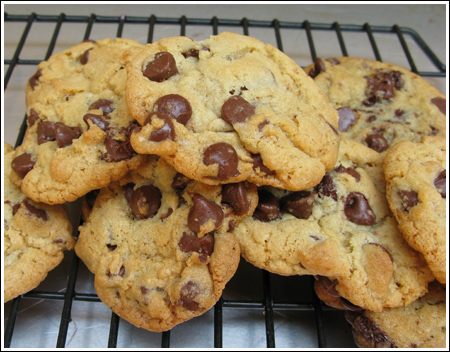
[369,70,403,99]
[221,96,255,125]
[203,143,240,180]
[143,52,178,82]
[308,58,326,79]
[154,94,192,125]
[89,99,114,115]
[179,281,201,311]
[365,133,389,153]
[340,297,365,312]
[29,69,42,89]
[335,164,361,182]
[23,198,48,221]
[37,121,56,144]
[55,122,82,148]
[122,183,135,203]
[27,109,40,126]
[103,123,137,162]
[188,194,224,233]
[316,276,340,297]
[178,232,214,261]
[147,112,176,142]
[315,174,337,201]
[80,48,92,65]
[251,154,275,176]
[280,191,314,219]
[128,185,162,219]
[431,97,446,115]
[344,192,376,225]
[182,48,199,59]
[345,311,396,347]
[171,173,192,192]
[398,190,418,211]
[253,189,281,222]
[337,107,356,132]
[434,170,446,198]
[11,153,36,178]
[83,113,110,131]
[221,182,249,215]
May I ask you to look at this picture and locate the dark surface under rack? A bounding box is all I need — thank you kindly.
[3,12,446,349]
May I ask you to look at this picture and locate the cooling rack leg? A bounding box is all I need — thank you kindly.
[262,270,275,348]
[4,296,22,348]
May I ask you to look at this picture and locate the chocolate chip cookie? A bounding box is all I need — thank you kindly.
[10,38,146,204]
[304,57,446,153]
[4,143,75,302]
[345,280,446,348]
[126,31,340,191]
[75,155,257,331]
[383,136,446,284]
[233,137,434,312]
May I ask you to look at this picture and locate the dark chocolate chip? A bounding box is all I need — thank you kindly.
[345,311,396,347]
[251,154,275,176]
[431,97,446,115]
[182,48,199,59]
[221,95,255,125]
[367,70,403,100]
[188,194,224,233]
[280,191,314,219]
[365,133,389,153]
[335,164,361,182]
[29,69,42,89]
[128,184,162,219]
[315,174,337,201]
[54,122,82,148]
[171,172,192,192]
[80,48,92,65]
[154,94,192,126]
[337,107,356,132]
[179,281,201,311]
[37,121,56,144]
[178,232,214,261]
[308,58,326,79]
[398,190,418,211]
[253,189,281,222]
[11,153,36,178]
[434,170,446,198]
[103,123,137,162]
[344,192,376,225]
[27,109,40,126]
[22,198,48,221]
[203,143,240,180]
[145,112,176,142]
[83,113,110,131]
[143,52,178,82]
[221,182,249,215]
[89,99,114,115]
[122,183,135,203]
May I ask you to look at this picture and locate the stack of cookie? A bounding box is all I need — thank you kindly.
[4,32,446,346]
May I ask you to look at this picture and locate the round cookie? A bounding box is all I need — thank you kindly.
[383,136,446,283]
[126,31,340,191]
[75,155,258,332]
[304,57,446,154]
[233,137,434,312]
[4,143,75,302]
[10,38,147,204]
[345,281,446,348]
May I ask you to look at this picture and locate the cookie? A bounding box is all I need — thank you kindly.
[345,281,446,348]
[233,137,434,312]
[10,38,147,204]
[383,136,446,283]
[304,57,446,153]
[126,31,340,191]
[75,155,258,331]
[4,143,75,302]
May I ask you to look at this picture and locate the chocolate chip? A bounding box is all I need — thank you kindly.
[103,123,137,162]
[431,97,446,115]
[203,143,240,180]
[27,109,40,126]
[22,198,48,221]
[80,48,92,65]
[122,183,135,203]
[340,297,365,312]
[146,112,176,142]
[29,69,42,89]
[37,121,56,144]
[221,182,249,215]
[398,190,418,211]
[335,164,361,182]
[344,192,376,225]
[154,94,192,126]
[251,154,275,176]
[182,48,199,59]
[179,281,201,311]
[434,170,446,198]
[55,122,82,148]
[159,207,173,220]
[308,58,326,79]
[188,194,224,233]
[368,70,403,99]
[107,244,117,251]
[143,52,178,82]
[83,113,110,131]
[316,276,340,297]
[11,153,36,178]
[365,133,389,153]
[280,191,314,219]
[178,232,214,262]
[221,96,255,125]
[128,185,162,219]
[171,172,192,192]
[315,174,337,201]
[89,99,114,115]
[337,107,356,132]
[253,189,281,222]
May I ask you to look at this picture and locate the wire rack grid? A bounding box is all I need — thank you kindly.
[3,12,446,349]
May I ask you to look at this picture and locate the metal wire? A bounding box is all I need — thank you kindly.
[3,12,446,349]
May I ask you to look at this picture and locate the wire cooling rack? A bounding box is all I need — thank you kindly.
[3,12,446,349]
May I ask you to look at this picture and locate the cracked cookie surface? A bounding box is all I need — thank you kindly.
[126,31,339,191]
